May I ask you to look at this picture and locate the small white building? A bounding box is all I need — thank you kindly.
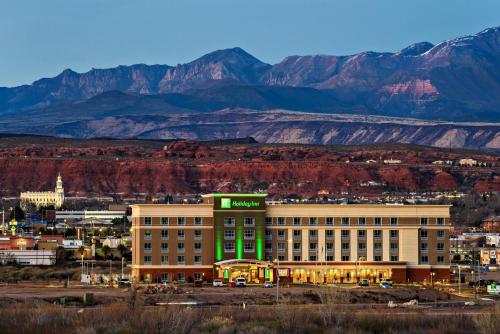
[62,239,84,249]
[458,158,477,167]
[102,237,125,249]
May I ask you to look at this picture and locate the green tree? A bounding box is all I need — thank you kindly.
[102,245,111,260]
[117,243,128,258]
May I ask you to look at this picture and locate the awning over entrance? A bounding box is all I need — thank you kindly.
[214,259,272,283]
[214,259,271,267]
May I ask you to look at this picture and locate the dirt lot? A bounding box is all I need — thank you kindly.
[0,281,466,307]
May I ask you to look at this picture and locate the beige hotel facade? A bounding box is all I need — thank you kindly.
[131,194,451,284]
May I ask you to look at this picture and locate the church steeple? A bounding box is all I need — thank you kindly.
[56,173,63,191]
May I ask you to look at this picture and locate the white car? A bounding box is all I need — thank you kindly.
[235,277,246,287]
[213,279,223,287]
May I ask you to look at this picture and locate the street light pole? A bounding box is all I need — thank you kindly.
[275,258,279,304]
[458,265,461,296]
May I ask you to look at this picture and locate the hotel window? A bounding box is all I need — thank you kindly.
[437,230,445,240]
[341,230,350,239]
[194,243,202,252]
[244,243,255,252]
[160,243,168,252]
[177,230,185,239]
[194,256,202,264]
[161,230,169,240]
[177,243,185,252]
[341,255,350,261]
[161,273,169,283]
[277,230,286,240]
[309,242,317,251]
[265,230,272,240]
[144,243,152,252]
[374,230,382,239]
[309,255,317,261]
[358,243,366,251]
[374,255,382,262]
[437,256,445,264]
[278,243,286,253]
[326,230,334,239]
[244,230,255,240]
[420,230,428,239]
[293,230,301,240]
[358,217,366,225]
[244,217,255,227]
[194,217,202,225]
[177,273,185,282]
[224,243,235,252]
[144,231,152,240]
[326,255,334,261]
[309,217,317,225]
[177,217,185,225]
[293,255,301,261]
[390,255,398,262]
[420,217,428,226]
[278,255,285,261]
[277,217,285,225]
[358,230,366,239]
[265,242,272,251]
[194,230,202,240]
[161,217,169,225]
[326,242,333,252]
[265,217,273,226]
[437,243,444,252]
[437,217,445,225]
[326,217,334,225]
[341,217,349,225]
[144,217,152,226]
[374,243,382,251]
[420,243,428,252]
[341,243,349,251]
[374,217,382,225]
[225,230,235,240]
[194,273,202,281]
[177,256,185,265]
[224,217,235,227]
[390,230,398,239]
[390,217,398,226]
[293,242,301,252]
[293,217,302,225]
[309,230,318,240]
[161,255,169,265]
[144,256,152,264]
[420,256,428,264]
[390,242,398,251]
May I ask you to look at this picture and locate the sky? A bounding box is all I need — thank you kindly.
[0,0,499,87]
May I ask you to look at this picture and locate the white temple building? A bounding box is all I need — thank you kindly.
[20,173,65,209]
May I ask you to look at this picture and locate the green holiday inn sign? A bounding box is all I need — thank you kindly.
[221,198,260,209]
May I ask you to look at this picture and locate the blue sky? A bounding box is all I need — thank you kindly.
[0,0,499,87]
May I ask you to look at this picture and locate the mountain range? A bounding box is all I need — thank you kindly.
[0,26,500,149]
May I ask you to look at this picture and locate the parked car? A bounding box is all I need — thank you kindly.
[358,279,370,287]
[380,281,391,288]
[192,280,203,288]
[380,279,393,287]
[264,281,273,288]
[235,277,246,287]
[118,279,131,288]
[213,279,223,287]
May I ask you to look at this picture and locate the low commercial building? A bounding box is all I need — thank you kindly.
[56,210,128,221]
[131,194,451,284]
[0,249,56,265]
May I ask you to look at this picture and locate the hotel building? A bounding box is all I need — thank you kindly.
[131,194,451,284]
